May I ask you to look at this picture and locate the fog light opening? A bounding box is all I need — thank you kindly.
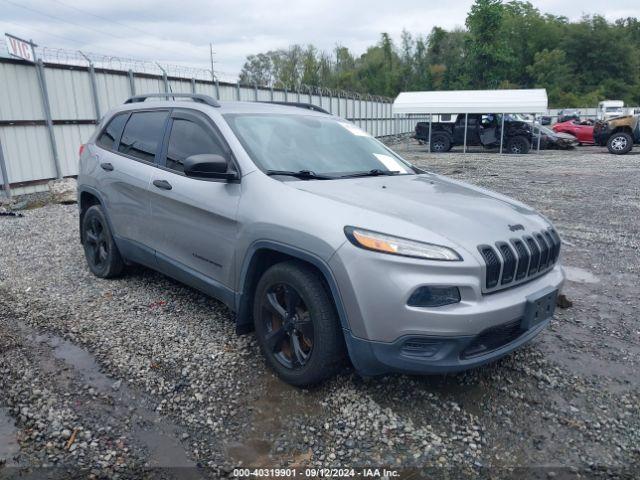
[407,286,461,308]
[400,339,444,358]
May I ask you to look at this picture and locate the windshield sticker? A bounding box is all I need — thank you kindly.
[338,122,370,137]
[373,153,410,173]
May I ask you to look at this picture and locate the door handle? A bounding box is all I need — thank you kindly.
[153,179,172,190]
[100,162,114,171]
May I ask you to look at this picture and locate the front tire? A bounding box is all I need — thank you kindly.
[81,205,124,278]
[607,132,633,154]
[253,261,345,386]
[429,134,451,153]
[506,136,531,154]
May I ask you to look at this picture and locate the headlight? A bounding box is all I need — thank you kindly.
[344,227,462,261]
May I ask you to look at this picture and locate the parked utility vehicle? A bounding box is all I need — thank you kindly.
[78,93,564,386]
[596,100,625,121]
[415,113,533,154]
[594,114,640,154]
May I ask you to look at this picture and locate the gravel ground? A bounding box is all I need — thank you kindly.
[0,141,639,478]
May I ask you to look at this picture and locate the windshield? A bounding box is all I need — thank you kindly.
[223,113,413,177]
[605,107,623,112]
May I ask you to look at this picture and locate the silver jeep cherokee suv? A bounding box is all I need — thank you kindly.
[78,93,565,386]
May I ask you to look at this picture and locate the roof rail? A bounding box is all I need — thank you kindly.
[261,101,331,115]
[124,93,220,108]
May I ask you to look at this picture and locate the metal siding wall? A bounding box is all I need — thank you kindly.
[167,79,193,94]
[45,68,95,120]
[0,58,407,193]
[53,124,95,177]
[10,183,49,196]
[133,76,164,96]
[239,86,254,102]
[194,81,214,96]
[96,72,131,114]
[257,88,271,101]
[218,84,236,101]
[0,126,55,183]
[0,62,44,121]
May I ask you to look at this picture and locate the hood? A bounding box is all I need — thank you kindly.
[292,174,551,253]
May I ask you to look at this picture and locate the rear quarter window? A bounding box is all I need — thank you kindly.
[96,113,128,151]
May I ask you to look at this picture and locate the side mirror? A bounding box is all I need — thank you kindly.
[183,154,237,181]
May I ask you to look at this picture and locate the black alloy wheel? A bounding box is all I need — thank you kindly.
[253,261,345,386]
[84,215,109,271]
[261,283,314,369]
[81,205,124,278]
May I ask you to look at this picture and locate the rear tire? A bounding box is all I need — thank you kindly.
[506,136,531,154]
[81,205,124,278]
[253,261,345,387]
[429,134,451,153]
[607,132,633,155]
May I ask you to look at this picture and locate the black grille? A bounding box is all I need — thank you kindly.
[548,229,562,263]
[511,239,529,280]
[536,233,550,270]
[461,319,524,358]
[524,235,541,275]
[496,242,516,284]
[479,245,501,288]
[479,229,559,291]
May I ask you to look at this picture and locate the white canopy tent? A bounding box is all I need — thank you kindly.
[392,89,548,153]
[393,89,548,114]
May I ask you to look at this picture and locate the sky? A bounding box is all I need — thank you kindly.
[1,0,639,79]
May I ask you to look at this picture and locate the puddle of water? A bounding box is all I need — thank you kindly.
[226,373,318,467]
[17,322,199,471]
[563,266,599,284]
[0,407,19,466]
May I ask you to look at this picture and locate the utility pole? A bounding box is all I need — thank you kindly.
[214,43,216,82]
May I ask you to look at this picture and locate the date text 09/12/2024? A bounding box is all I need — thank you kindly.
[233,468,401,478]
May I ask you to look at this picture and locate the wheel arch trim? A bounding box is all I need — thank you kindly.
[77,186,116,243]
[235,240,351,334]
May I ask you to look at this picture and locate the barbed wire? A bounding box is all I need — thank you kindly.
[0,38,238,82]
[0,38,393,100]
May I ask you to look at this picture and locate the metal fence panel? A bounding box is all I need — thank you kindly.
[45,68,95,120]
[217,84,237,101]
[239,86,254,101]
[53,124,95,177]
[194,80,216,97]
[95,72,132,115]
[0,125,55,183]
[167,79,193,94]
[0,56,420,195]
[0,62,44,121]
[133,76,164,97]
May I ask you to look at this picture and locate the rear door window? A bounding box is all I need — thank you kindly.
[118,111,168,162]
[96,113,128,151]
[165,118,226,173]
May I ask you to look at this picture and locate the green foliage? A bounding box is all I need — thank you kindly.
[238,1,640,107]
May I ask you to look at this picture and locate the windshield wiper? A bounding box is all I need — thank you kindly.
[265,169,333,180]
[337,169,401,179]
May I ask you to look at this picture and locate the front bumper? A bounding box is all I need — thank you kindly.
[344,316,550,376]
[329,241,565,375]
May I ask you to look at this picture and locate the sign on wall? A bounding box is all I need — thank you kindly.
[5,33,36,62]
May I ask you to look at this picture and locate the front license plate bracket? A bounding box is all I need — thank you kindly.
[523,287,558,329]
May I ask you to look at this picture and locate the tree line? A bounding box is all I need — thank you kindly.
[238,0,640,107]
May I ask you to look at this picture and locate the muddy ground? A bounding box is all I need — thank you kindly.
[0,141,638,479]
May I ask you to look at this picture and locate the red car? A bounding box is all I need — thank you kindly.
[552,120,595,145]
